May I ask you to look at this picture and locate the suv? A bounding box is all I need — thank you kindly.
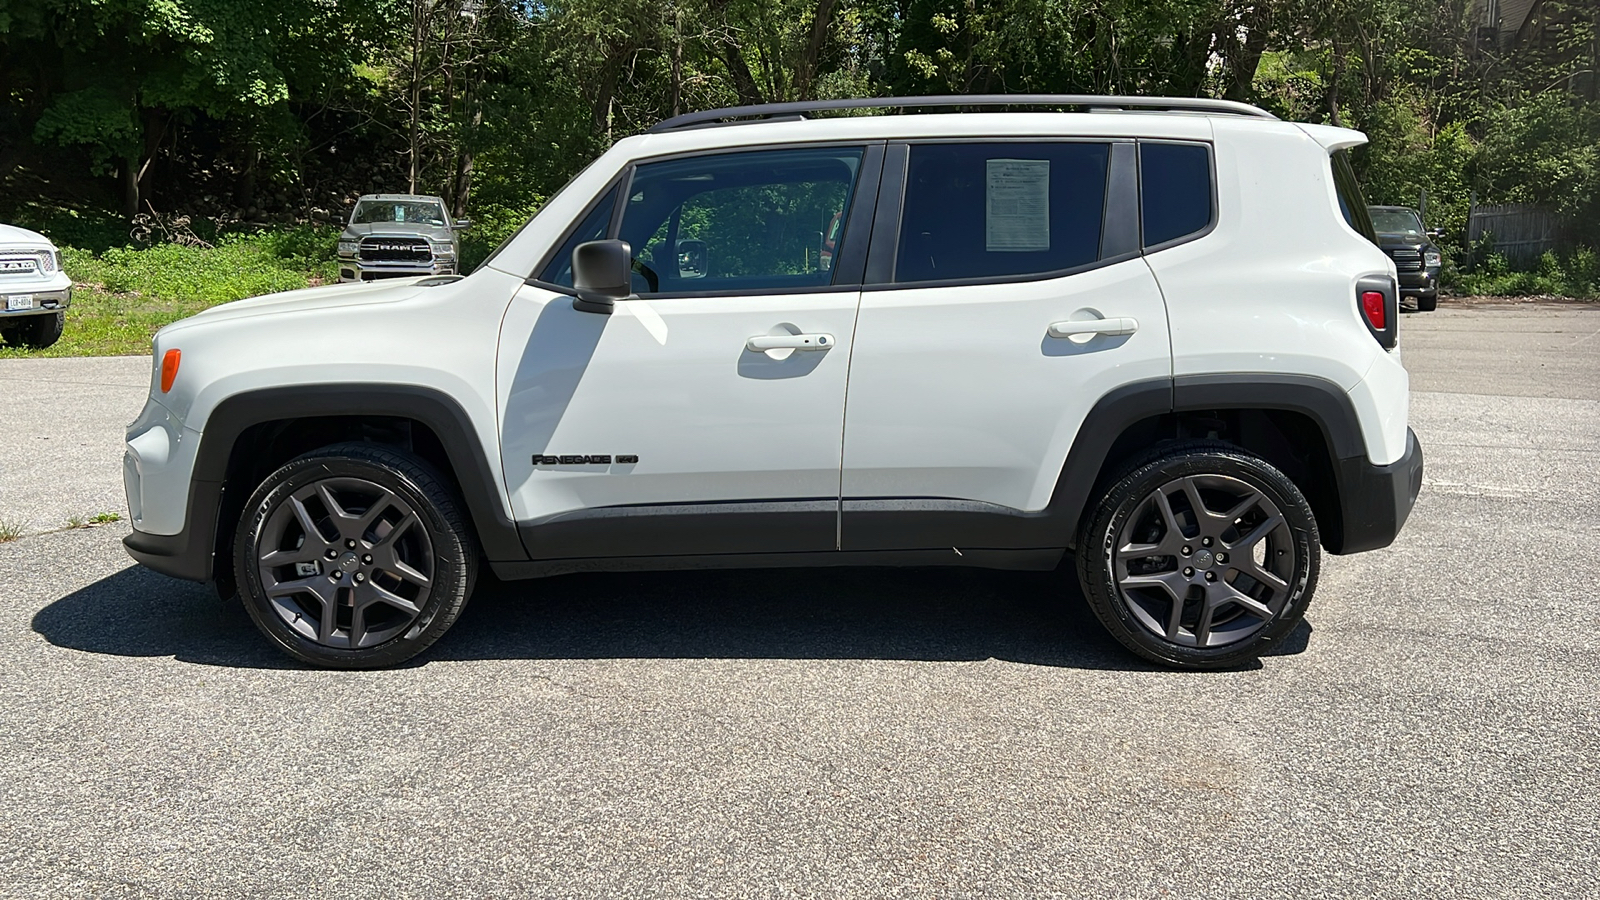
[123,95,1423,671]
[1368,205,1443,311]
[0,223,72,348]
[336,194,467,282]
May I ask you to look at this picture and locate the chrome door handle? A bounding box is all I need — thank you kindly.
[1047,317,1139,338]
[746,333,835,352]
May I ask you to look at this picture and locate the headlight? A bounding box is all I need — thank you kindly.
[337,239,358,256]
[430,240,456,257]
[1423,250,1442,268]
[37,250,56,274]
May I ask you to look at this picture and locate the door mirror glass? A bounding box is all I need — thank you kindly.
[571,239,635,314]
[675,239,708,278]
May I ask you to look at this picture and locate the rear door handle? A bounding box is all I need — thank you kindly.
[746,333,835,352]
[1047,317,1139,339]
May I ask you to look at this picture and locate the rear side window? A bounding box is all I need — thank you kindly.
[1331,149,1378,244]
[1139,142,1213,247]
[894,142,1109,283]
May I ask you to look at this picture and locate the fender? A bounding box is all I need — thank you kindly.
[125,384,525,585]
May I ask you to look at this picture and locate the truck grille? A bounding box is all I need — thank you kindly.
[0,249,46,276]
[1385,248,1423,272]
[358,237,432,264]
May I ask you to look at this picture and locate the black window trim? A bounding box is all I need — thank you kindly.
[529,139,885,299]
[863,137,1141,292]
[1137,138,1219,254]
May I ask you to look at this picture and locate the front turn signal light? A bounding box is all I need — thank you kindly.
[161,349,181,393]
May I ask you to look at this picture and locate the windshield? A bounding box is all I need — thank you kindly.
[1370,208,1425,237]
[351,200,448,227]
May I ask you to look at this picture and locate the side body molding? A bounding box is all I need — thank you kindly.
[126,384,525,585]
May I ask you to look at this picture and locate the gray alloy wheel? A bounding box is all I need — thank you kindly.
[1077,443,1319,669]
[235,443,477,668]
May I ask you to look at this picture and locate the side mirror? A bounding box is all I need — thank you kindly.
[571,239,635,315]
[675,239,707,278]
[1427,228,1442,240]
[453,218,471,230]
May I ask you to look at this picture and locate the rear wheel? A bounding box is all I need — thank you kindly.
[234,443,478,668]
[1077,443,1319,669]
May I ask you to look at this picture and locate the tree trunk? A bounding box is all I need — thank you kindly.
[1224,2,1272,102]
[794,0,840,101]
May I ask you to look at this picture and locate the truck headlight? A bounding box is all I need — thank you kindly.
[38,250,57,274]
[1423,250,1442,268]
[337,239,358,256]
[430,240,456,258]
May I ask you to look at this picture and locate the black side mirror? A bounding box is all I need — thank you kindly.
[1427,228,1442,240]
[571,239,635,315]
[453,218,471,230]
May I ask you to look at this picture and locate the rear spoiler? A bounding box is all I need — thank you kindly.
[1296,123,1368,153]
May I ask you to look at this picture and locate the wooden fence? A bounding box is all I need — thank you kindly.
[1466,203,1561,266]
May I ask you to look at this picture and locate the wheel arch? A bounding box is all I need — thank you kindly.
[192,384,524,588]
[1054,374,1367,554]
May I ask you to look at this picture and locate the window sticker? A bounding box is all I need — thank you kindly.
[986,159,1050,252]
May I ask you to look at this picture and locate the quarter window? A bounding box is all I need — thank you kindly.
[894,142,1110,283]
[1139,142,1213,248]
[538,185,619,288]
[615,147,865,295]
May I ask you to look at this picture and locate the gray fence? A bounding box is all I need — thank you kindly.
[1467,203,1560,266]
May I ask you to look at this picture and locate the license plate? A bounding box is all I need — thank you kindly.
[6,295,34,311]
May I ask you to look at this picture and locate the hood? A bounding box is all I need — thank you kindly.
[1375,233,1432,250]
[0,223,55,247]
[342,221,456,242]
[161,277,433,334]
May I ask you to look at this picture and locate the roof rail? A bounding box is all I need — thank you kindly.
[648,94,1278,133]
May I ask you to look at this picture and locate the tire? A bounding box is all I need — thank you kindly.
[9,311,65,348]
[1076,442,1319,669]
[233,442,478,668]
[1416,292,1438,312]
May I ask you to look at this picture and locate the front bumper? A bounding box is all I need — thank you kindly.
[0,285,72,318]
[1332,427,1424,554]
[1397,270,1439,299]
[337,258,457,283]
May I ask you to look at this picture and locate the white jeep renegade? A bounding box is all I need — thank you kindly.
[123,95,1423,670]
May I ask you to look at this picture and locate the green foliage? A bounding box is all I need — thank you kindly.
[64,236,335,306]
[1454,249,1600,299]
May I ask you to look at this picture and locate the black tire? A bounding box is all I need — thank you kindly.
[1076,442,1319,669]
[233,442,478,668]
[1416,292,1438,312]
[9,311,65,348]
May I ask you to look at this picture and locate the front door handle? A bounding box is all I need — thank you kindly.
[1047,317,1139,339]
[746,333,835,352]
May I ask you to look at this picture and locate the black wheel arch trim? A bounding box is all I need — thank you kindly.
[124,384,525,585]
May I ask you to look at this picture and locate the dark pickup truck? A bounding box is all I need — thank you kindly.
[1368,205,1443,312]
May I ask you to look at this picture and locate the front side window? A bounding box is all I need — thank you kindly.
[1140,142,1213,247]
[616,147,865,295]
[894,142,1109,283]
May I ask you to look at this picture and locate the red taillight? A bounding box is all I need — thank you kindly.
[1361,291,1386,331]
[160,349,181,393]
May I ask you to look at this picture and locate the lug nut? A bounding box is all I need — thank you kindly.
[1181,545,1192,556]
[346,539,357,549]
[354,573,365,584]
[1205,571,1216,581]
[328,573,341,582]
[362,554,373,564]
[325,549,338,559]
[1216,553,1228,564]
[1183,567,1195,577]
[1202,537,1213,547]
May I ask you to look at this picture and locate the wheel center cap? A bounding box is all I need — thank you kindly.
[1194,549,1215,569]
[338,553,361,573]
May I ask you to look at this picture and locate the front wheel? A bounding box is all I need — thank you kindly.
[234,443,478,668]
[1076,443,1319,669]
[6,311,65,348]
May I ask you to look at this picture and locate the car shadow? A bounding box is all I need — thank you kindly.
[31,562,1312,672]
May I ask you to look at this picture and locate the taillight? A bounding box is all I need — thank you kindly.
[1356,277,1398,349]
[161,349,181,393]
[1361,291,1387,330]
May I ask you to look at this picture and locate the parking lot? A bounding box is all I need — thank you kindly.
[1,301,1596,898]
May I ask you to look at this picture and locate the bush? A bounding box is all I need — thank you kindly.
[1453,248,1600,298]
[62,231,339,305]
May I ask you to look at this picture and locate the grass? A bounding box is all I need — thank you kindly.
[0,229,340,358]
[66,512,123,529]
[0,519,23,543]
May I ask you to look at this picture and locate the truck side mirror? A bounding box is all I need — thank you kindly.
[571,239,635,315]
[453,218,472,230]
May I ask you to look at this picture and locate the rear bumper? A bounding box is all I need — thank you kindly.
[1332,427,1424,554]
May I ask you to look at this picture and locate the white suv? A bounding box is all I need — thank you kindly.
[122,95,1423,670]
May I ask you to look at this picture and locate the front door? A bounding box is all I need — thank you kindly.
[498,144,878,560]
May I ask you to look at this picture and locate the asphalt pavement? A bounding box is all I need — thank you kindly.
[0,301,1596,898]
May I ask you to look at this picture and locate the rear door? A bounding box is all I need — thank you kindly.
[838,139,1172,551]
[498,144,881,560]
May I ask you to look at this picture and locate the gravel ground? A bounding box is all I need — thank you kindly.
[0,301,1596,898]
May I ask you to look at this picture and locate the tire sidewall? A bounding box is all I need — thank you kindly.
[1080,449,1320,669]
[234,451,472,668]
